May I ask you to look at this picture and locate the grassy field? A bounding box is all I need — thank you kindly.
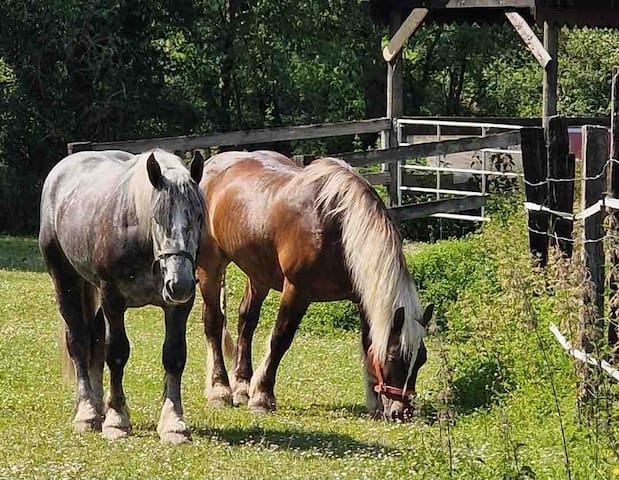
[1,209,618,479]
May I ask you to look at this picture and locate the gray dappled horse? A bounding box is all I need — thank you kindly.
[39,149,204,443]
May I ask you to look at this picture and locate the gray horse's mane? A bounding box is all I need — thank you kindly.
[128,149,204,242]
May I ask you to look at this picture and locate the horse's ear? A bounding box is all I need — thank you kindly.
[146,153,164,190]
[420,303,434,328]
[393,307,405,335]
[190,150,204,184]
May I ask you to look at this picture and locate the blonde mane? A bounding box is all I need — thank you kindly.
[298,158,425,364]
[128,149,199,241]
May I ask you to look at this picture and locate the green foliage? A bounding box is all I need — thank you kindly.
[559,28,619,115]
[451,353,513,412]
[2,3,619,232]
[406,233,498,324]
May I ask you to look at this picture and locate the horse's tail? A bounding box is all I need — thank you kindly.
[303,158,411,361]
[60,321,74,383]
[60,284,99,383]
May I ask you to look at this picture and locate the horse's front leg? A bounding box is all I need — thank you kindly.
[157,302,192,444]
[100,287,132,440]
[249,281,308,413]
[198,265,233,407]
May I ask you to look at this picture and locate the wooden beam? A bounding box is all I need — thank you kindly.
[88,118,391,153]
[581,125,607,317]
[611,67,619,196]
[542,21,559,131]
[412,0,533,7]
[521,127,549,266]
[609,66,619,351]
[385,10,404,207]
[505,12,551,69]
[365,172,391,186]
[341,130,521,167]
[578,125,608,404]
[547,116,574,257]
[67,141,92,155]
[388,195,488,223]
[382,8,428,62]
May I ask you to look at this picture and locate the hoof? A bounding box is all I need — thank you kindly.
[158,418,191,445]
[73,402,102,433]
[233,382,250,406]
[160,431,192,444]
[248,392,276,414]
[73,417,102,433]
[101,406,132,440]
[102,425,132,440]
[205,384,233,408]
[160,429,192,445]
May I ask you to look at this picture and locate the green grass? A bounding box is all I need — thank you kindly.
[1,216,618,479]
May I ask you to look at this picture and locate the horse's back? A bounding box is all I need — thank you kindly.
[198,151,353,297]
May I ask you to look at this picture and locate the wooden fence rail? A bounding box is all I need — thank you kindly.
[68,118,391,155]
[67,117,526,224]
[388,196,488,223]
[339,130,521,167]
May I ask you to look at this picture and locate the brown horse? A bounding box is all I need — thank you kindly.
[196,151,432,420]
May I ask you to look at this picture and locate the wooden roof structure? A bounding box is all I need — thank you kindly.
[368,1,619,28]
[364,0,619,165]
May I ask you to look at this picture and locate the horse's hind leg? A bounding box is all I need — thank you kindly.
[100,286,132,440]
[157,302,192,444]
[233,280,267,406]
[198,262,233,407]
[83,284,104,414]
[249,281,308,413]
[45,252,102,432]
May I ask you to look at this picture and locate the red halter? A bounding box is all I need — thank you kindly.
[367,346,416,400]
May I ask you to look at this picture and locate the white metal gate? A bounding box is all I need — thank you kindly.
[393,119,524,222]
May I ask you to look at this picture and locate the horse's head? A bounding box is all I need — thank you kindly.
[367,303,433,421]
[146,151,205,304]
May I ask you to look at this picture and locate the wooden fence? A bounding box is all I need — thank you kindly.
[68,117,527,222]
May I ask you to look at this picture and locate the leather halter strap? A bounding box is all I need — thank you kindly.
[368,345,416,400]
[152,250,196,274]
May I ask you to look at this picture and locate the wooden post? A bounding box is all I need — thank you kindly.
[581,126,607,317]
[578,125,608,404]
[542,22,559,132]
[547,116,574,257]
[609,67,619,351]
[384,9,404,207]
[521,127,549,266]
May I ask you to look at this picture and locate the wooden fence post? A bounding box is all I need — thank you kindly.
[521,127,549,266]
[547,116,575,257]
[578,125,608,403]
[542,21,558,132]
[609,66,619,351]
[383,9,404,208]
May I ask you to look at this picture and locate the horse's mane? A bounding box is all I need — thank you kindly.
[128,149,204,242]
[297,158,425,364]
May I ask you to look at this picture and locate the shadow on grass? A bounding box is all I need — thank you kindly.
[0,236,45,272]
[192,425,398,457]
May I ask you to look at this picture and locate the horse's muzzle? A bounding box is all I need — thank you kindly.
[163,276,195,304]
[160,255,196,304]
[381,397,414,422]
